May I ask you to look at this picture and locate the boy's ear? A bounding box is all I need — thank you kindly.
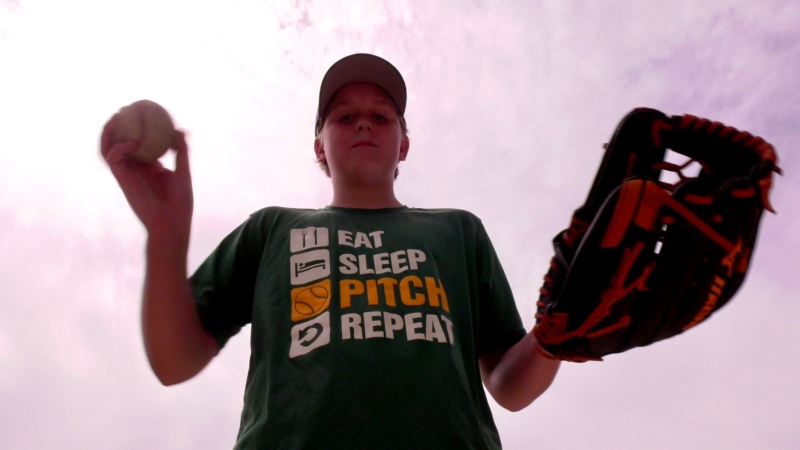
[399,135,410,161]
[314,138,326,162]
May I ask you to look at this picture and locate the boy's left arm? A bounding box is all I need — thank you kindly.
[479,330,561,412]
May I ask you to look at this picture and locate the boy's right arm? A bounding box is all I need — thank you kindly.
[102,117,219,386]
[142,232,220,386]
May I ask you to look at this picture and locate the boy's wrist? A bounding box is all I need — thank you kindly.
[146,230,190,257]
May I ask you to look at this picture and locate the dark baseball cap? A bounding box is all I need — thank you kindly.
[315,53,407,134]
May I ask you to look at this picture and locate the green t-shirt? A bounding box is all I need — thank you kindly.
[191,206,527,449]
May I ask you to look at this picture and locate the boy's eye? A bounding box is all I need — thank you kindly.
[338,114,355,122]
[374,114,388,122]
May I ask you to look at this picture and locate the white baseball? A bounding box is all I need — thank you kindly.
[113,99,176,163]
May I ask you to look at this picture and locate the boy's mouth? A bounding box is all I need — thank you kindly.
[352,141,377,148]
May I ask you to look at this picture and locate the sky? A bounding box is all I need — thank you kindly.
[1,0,798,449]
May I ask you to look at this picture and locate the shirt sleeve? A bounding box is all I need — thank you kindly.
[474,221,528,356]
[190,213,267,348]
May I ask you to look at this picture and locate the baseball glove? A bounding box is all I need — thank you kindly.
[534,107,780,361]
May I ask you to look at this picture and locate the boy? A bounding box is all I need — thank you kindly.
[102,53,560,449]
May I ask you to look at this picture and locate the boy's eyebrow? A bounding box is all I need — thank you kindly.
[327,98,394,112]
[326,100,349,112]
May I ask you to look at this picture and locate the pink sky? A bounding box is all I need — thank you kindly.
[1,1,799,448]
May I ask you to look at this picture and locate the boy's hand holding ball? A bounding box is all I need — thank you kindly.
[101,99,192,236]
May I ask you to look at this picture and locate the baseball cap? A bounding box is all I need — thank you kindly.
[315,53,407,134]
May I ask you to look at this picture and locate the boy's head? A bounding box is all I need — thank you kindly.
[314,54,408,179]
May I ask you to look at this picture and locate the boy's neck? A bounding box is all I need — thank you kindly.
[329,183,403,209]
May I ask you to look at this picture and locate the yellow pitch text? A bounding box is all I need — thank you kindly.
[339,276,449,312]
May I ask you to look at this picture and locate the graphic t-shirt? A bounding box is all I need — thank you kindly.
[191,206,527,449]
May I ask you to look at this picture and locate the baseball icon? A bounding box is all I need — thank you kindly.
[112,99,176,163]
[291,280,331,322]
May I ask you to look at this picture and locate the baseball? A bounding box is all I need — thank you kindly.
[112,99,176,163]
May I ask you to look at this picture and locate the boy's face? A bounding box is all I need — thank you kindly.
[315,83,409,186]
